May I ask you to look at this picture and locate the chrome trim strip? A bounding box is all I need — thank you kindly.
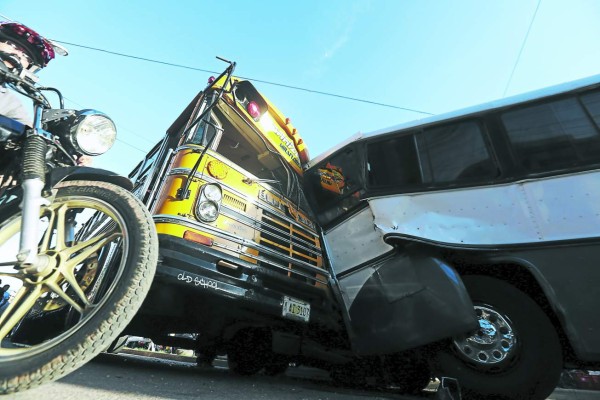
[153,215,330,278]
[168,166,298,224]
[211,241,328,285]
[168,151,316,234]
[169,166,313,234]
[220,206,322,256]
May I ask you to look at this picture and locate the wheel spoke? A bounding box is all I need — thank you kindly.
[62,231,120,267]
[39,205,57,252]
[0,284,43,342]
[56,267,91,309]
[53,204,69,252]
[45,280,85,314]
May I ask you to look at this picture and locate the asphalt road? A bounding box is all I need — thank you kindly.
[9,352,426,400]
[7,352,600,400]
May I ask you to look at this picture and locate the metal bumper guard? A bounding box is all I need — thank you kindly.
[153,234,338,328]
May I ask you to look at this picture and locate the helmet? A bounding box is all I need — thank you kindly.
[0,22,55,67]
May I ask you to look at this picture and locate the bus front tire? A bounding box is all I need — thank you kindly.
[432,275,562,400]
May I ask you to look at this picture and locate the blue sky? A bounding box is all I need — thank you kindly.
[3,0,600,175]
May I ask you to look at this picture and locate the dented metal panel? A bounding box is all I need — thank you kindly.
[322,207,393,274]
[369,170,600,245]
[346,251,477,355]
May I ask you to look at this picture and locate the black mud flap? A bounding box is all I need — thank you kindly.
[347,250,477,355]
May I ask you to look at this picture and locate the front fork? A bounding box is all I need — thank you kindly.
[16,105,51,270]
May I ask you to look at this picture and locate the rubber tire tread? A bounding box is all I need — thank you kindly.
[0,180,158,394]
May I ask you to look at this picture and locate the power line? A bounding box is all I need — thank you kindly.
[68,96,147,153]
[503,0,542,97]
[63,96,155,148]
[53,40,434,116]
[115,138,147,153]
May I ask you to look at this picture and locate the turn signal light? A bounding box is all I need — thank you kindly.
[207,160,228,180]
[183,230,214,246]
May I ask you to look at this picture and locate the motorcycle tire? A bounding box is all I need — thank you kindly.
[0,180,158,394]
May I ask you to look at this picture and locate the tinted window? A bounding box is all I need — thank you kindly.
[501,97,600,172]
[420,121,498,183]
[367,134,422,187]
[581,90,600,128]
[367,121,497,189]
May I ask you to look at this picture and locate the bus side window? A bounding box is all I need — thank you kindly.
[501,97,600,172]
[419,121,498,184]
[367,134,422,188]
[582,90,600,123]
[580,90,600,161]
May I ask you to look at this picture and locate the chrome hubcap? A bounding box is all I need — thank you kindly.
[453,305,516,365]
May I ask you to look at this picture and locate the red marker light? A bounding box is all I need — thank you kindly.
[247,101,260,119]
[285,118,291,125]
[208,76,216,84]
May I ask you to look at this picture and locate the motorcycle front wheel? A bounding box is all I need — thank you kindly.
[0,180,158,393]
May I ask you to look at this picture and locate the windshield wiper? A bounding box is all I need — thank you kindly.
[176,57,235,200]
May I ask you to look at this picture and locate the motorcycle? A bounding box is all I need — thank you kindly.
[0,53,158,393]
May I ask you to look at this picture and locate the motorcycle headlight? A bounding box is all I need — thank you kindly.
[203,184,222,202]
[197,201,219,222]
[70,110,117,156]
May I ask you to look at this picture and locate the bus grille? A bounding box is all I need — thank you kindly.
[223,193,247,212]
[258,210,322,282]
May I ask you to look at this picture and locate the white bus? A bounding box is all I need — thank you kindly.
[303,74,600,400]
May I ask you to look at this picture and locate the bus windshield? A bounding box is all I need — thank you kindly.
[188,101,308,209]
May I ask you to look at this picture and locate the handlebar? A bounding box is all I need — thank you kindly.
[0,55,55,109]
[0,65,41,100]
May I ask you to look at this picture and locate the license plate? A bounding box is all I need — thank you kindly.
[282,296,310,323]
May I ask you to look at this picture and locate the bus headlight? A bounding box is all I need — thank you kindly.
[197,201,219,222]
[203,184,222,202]
[69,110,117,155]
[196,183,223,222]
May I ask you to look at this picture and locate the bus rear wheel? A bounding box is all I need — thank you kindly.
[432,275,562,400]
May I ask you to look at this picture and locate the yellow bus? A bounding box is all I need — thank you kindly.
[124,60,341,374]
